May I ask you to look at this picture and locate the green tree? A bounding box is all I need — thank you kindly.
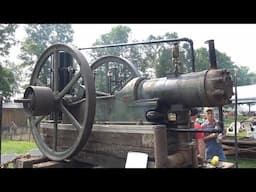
[90,25,148,93]
[0,24,17,56]
[0,24,18,100]
[0,64,16,101]
[19,24,74,80]
[142,32,193,77]
[156,48,172,77]
[90,26,256,86]
[192,47,235,72]
[90,25,131,59]
[195,47,256,85]
[236,66,256,86]
[194,48,210,71]
[248,72,256,84]
[89,25,148,72]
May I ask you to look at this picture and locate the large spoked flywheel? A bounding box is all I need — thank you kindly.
[91,55,141,95]
[22,44,96,161]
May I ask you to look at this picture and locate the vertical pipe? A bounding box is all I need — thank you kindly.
[205,40,217,69]
[190,40,195,72]
[53,51,59,151]
[206,40,225,135]
[153,125,168,168]
[234,69,239,168]
[218,106,224,132]
[191,139,198,168]
[166,111,194,168]
[0,96,2,166]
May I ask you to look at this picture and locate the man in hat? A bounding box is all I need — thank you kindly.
[201,108,226,162]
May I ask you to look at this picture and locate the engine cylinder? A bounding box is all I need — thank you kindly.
[137,69,233,107]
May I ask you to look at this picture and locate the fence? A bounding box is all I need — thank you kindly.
[1,103,33,141]
[1,120,33,141]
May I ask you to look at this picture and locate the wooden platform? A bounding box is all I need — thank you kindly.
[201,161,235,168]
[223,136,256,145]
[41,123,194,168]
[222,136,256,156]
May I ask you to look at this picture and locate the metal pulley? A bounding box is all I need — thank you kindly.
[16,44,96,161]
[16,86,55,116]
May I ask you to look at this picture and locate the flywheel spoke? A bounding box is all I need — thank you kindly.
[53,50,59,93]
[56,71,81,100]
[35,79,45,86]
[53,112,58,151]
[60,102,81,131]
[35,116,45,126]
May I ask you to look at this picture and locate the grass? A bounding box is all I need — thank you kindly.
[226,156,256,168]
[226,130,248,137]
[224,115,254,137]
[224,115,249,128]
[1,140,37,155]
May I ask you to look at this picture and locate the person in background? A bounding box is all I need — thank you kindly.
[194,115,205,163]
[191,109,206,164]
[201,108,227,162]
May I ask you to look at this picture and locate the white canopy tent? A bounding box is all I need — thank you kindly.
[231,84,256,112]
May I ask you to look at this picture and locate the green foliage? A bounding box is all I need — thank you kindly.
[0,24,18,100]
[195,48,235,71]
[195,48,212,71]
[195,48,256,85]
[224,115,248,128]
[20,24,74,59]
[142,32,195,77]
[0,24,17,56]
[156,48,172,77]
[90,25,256,86]
[0,64,16,101]
[90,25,131,59]
[236,66,256,86]
[90,25,148,92]
[19,25,73,68]
[18,24,74,86]
[1,140,37,154]
[216,50,234,70]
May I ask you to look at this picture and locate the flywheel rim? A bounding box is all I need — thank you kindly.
[29,44,96,161]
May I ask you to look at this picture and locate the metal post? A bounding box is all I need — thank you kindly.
[205,40,217,69]
[218,106,224,133]
[206,40,225,134]
[153,125,168,168]
[0,96,3,166]
[234,69,239,168]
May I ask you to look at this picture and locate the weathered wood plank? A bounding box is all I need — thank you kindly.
[33,161,67,168]
[75,151,125,168]
[41,123,184,167]
[83,142,154,159]
[75,151,156,168]
[15,156,48,168]
[41,123,155,134]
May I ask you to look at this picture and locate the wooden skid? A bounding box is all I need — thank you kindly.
[41,123,187,168]
[15,156,48,168]
[33,161,67,168]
